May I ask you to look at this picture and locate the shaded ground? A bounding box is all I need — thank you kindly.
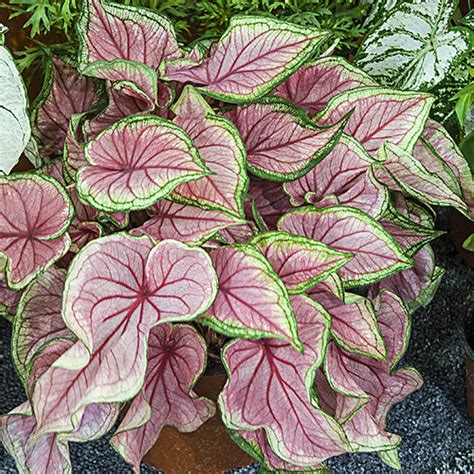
[1,212,473,473]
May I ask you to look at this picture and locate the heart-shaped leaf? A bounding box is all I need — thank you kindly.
[133,200,244,245]
[284,135,388,218]
[315,88,433,155]
[170,86,248,217]
[84,85,154,139]
[32,56,101,157]
[32,234,217,435]
[275,57,376,115]
[278,207,412,287]
[219,294,349,466]
[324,342,422,451]
[0,29,30,173]
[77,115,209,212]
[0,174,73,289]
[415,120,474,215]
[369,244,444,312]
[162,16,328,103]
[378,207,443,256]
[12,266,74,385]
[202,244,301,349]
[309,288,386,360]
[77,0,181,71]
[225,102,344,181]
[355,0,470,90]
[82,59,158,108]
[375,142,469,215]
[250,231,353,294]
[1,399,118,474]
[371,289,411,371]
[111,324,215,471]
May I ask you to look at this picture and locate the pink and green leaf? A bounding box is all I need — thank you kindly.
[375,142,470,215]
[314,88,433,155]
[219,294,350,466]
[77,0,181,70]
[0,174,73,289]
[275,57,376,115]
[310,290,386,360]
[12,266,74,385]
[278,206,412,287]
[162,16,329,103]
[202,244,301,349]
[225,101,344,181]
[111,324,215,472]
[284,135,388,218]
[369,244,444,312]
[82,59,159,108]
[77,114,209,212]
[32,234,217,435]
[170,86,248,217]
[248,178,292,229]
[32,56,101,157]
[250,231,353,294]
[133,200,245,245]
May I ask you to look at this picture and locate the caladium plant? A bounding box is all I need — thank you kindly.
[1,0,473,472]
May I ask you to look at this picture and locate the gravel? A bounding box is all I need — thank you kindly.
[1,212,473,473]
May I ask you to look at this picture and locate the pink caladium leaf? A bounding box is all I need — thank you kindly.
[63,113,88,182]
[12,266,74,385]
[278,206,412,287]
[393,193,435,229]
[374,142,470,215]
[230,429,330,472]
[248,179,292,229]
[371,289,411,371]
[219,294,350,466]
[162,16,328,103]
[275,57,376,116]
[133,200,244,245]
[369,244,444,312]
[314,88,433,155]
[315,368,368,425]
[284,135,388,218]
[0,174,73,289]
[420,120,474,213]
[67,185,103,251]
[77,115,209,212]
[378,206,443,257]
[308,288,386,360]
[249,231,353,294]
[1,400,118,474]
[32,56,101,157]
[111,324,215,471]
[84,85,153,139]
[224,102,344,181]
[77,0,181,70]
[217,222,257,244]
[82,59,159,108]
[32,234,217,435]
[324,342,422,451]
[202,244,301,349]
[170,86,248,217]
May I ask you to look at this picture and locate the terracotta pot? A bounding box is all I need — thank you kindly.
[449,209,474,268]
[462,311,474,418]
[143,371,253,474]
